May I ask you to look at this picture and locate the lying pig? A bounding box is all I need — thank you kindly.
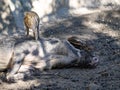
[0,36,99,81]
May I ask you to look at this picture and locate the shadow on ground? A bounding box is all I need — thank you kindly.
[0,7,120,90]
[36,10,120,90]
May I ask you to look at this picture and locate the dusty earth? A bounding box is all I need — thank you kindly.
[0,10,120,90]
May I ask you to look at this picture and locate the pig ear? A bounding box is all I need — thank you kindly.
[67,36,80,43]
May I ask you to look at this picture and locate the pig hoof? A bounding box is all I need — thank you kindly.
[7,75,15,83]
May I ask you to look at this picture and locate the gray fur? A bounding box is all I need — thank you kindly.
[0,37,99,81]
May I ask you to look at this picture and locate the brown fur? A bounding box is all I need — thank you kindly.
[24,11,40,40]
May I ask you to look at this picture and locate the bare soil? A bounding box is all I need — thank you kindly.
[0,10,120,90]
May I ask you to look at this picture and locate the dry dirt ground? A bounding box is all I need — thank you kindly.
[0,10,120,90]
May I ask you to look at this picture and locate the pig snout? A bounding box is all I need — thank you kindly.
[89,56,99,67]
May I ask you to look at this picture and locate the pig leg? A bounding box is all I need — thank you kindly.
[7,53,25,81]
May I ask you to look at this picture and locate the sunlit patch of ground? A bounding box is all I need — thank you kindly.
[0,10,120,90]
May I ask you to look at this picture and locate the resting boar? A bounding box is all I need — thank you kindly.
[0,36,99,81]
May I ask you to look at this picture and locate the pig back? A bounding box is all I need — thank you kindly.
[0,39,14,71]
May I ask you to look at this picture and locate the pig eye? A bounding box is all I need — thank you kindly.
[93,57,99,62]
